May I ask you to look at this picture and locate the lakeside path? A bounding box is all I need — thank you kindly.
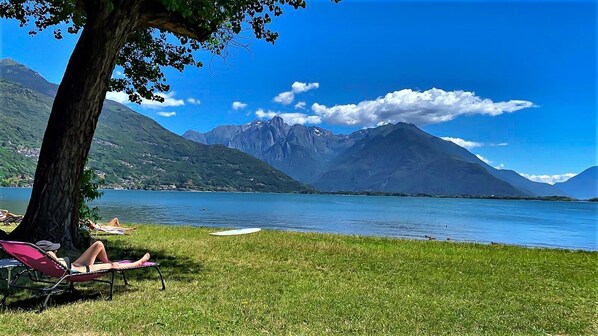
[1,225,596,335]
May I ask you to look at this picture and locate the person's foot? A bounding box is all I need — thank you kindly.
[140,253,150,263]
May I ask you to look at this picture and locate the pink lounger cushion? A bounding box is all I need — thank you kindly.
[118,260,158,267]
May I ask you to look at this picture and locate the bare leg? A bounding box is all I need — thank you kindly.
[107,218,121,227]
[73,241,110,266]
[102,217,137,231]
[88,253,150,272]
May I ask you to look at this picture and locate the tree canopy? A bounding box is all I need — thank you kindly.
[0,0,338,247]
[1,0,336,103]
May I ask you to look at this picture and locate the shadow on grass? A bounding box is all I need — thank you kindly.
[105,239,204,282]
[2,289,105,312]
[1,239,204,312]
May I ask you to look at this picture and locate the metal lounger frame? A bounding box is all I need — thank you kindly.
[2,263,165,312]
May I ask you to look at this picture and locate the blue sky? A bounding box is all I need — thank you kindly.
[1,0,596,183]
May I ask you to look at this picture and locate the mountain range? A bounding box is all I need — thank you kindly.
[2,59,595,199]
[0,59,311,193]
[185,118,595,198]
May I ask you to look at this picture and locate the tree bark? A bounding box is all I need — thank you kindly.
[8,3,142,248]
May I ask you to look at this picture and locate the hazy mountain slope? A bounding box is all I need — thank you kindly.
[428,135,568,196]
[492,169,568,197]
[0,60,311,193]
[554,166,598,199]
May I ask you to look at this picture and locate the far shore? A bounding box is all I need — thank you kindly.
[0,185,590,202]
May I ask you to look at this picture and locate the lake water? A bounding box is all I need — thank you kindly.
[1,188,596,250]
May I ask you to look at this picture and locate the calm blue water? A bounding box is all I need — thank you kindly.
[1,188,596,250]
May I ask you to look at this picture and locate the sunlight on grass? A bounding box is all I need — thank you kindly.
[1,225,596,335]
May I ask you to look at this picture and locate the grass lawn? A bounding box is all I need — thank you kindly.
[0,225,596,335]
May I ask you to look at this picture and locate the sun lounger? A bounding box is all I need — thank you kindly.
[0,211,23,225]
[89,226,127,235]
[85,222,136,236]
[0,240,165,312]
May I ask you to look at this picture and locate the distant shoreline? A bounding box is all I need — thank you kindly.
[2,185,592,202]
[318,191,583,202]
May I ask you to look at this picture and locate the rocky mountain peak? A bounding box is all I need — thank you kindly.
[269,116,286,128]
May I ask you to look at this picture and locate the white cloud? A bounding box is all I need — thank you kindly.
[255,109,322,125]
[232,101,248,110]
[494,163,505,170]
[281,113,322,125]
[187,98,200,105]
[157,111,176,117]
[475,154,492,165]
[273,81,320,105]
[311,88,534,127]
[105,91,130,104]
[142,92,185,109]
[106,91,185,109]
[273,91,295,105]
[441,137,483,150]
[295,101,306,110]
[255,109,277,119]
[291,82,319,93]
[519,173,576,185]
[442,137,509,150]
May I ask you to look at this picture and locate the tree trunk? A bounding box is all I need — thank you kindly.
[8,4,142,248]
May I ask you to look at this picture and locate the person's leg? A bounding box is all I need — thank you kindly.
[102,217,136,231]
[107,218,121,227]
[113,253,150,269]
[73,241,111,266]
[88,253,150,272]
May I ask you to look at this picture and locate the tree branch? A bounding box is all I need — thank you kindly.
[143,2,219,42]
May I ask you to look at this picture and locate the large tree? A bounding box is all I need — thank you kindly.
[0,0,337,248]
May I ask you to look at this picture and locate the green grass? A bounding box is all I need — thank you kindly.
[0,225,596,335]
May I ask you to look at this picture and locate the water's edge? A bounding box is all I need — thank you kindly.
[1,188,596,251]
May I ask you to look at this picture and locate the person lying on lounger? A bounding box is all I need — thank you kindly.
[85,218,137,232]
[38,240,150,273]
[0,209,24,224]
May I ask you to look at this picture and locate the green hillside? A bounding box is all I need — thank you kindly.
[0,82,48,185]
[0,63,312,193]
